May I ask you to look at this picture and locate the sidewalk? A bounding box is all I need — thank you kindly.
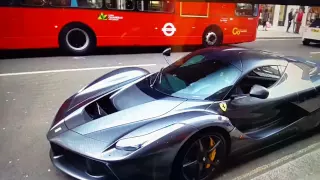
[256,26,303,39]
[251,143,320,180]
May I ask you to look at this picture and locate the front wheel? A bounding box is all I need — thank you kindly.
[171,132,227,180]
[59,24,96,55]
[202,28,223,47]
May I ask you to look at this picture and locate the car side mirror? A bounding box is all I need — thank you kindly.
[162,48,171,57]
[249,85,269,99]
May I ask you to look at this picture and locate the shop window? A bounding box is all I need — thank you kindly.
[235,3,258,17]
[137,0,174,13]
[21,0,46,6]
[105,0,134,10]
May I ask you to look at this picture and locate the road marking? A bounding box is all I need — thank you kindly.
[256,39,300,41]
[232,141,320,180]
[0,64,157,77]
[310,52,320,54]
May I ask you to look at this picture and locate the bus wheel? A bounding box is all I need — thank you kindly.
[202,28,222,47]
[59,24,96,55]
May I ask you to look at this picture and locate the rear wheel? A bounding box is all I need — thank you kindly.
[171,132,227,180]
[303,39,310,45]
[202,27,223,47]
[59,24,96,55]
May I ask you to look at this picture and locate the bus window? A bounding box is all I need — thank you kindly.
[49,0,102,8]
[78,0,102,8]
[21,0,46,6]
[105,0,134,10]
[253,4,259,16]
[235,3,258,17]
[0,0,13,6]
[49,0,71,6]
[136,0,174,13]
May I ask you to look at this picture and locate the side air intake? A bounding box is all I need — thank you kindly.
[85,94,118,119]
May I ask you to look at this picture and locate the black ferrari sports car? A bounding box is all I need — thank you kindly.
[47,46,320,180]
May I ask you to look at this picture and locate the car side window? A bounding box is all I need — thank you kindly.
[249,66,281,79]
[181,55,206,67]
[231,65,282,96]
[278,65,286,76]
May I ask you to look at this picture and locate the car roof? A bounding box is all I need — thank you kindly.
[239,50,290,72]
[195,47,292,72]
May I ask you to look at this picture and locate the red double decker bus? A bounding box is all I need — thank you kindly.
[1,0,259,55]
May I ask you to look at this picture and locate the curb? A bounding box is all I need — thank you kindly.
[256,36,302,40]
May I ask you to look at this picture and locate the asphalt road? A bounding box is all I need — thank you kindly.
[0,39,320,180]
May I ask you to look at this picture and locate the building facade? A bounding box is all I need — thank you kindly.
[260,5,319,30]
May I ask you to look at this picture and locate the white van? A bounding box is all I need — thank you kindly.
[302,18,320,45]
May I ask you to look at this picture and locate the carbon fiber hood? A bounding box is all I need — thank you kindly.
[72,96,186,142]
[66,67,149,113]
[71,78,187,135]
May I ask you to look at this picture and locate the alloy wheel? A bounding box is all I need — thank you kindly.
[181,135,223,180]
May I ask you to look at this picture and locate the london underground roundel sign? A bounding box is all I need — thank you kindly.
[162,23,176,37]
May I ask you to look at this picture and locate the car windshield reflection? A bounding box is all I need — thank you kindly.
[153,53,241,100]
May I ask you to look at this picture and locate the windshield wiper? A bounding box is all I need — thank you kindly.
[150,67,164,88]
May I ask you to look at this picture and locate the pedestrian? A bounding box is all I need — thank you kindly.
[287,8,294,32]
[295,9,304,34]
[293,9,298,32]
[262,9,269,31]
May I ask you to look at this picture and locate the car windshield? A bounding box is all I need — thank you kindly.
[152,51,241,100]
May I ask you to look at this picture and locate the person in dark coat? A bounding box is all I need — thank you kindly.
[262,9,269,31]
[287,8,294,32]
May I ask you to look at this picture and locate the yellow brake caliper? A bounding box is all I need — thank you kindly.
[206,137,216,169]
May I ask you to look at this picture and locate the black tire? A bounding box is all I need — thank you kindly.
[59,24,96,56]
[202,27,223,47]
[171,131,228,180]
[303,39,310,46]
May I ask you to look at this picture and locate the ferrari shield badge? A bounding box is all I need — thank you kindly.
[219,102,227,112]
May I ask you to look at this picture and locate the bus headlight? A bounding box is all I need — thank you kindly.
[115,124,184,151]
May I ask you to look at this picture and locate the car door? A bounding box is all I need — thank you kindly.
[287,61,320,130]
[221,63,301,137]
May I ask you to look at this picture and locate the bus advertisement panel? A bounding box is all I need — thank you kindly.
[0,0,259,55]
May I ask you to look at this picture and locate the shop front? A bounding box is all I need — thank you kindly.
[306,6,320,26]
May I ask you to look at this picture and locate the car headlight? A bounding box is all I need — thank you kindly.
[115,124,184,151]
